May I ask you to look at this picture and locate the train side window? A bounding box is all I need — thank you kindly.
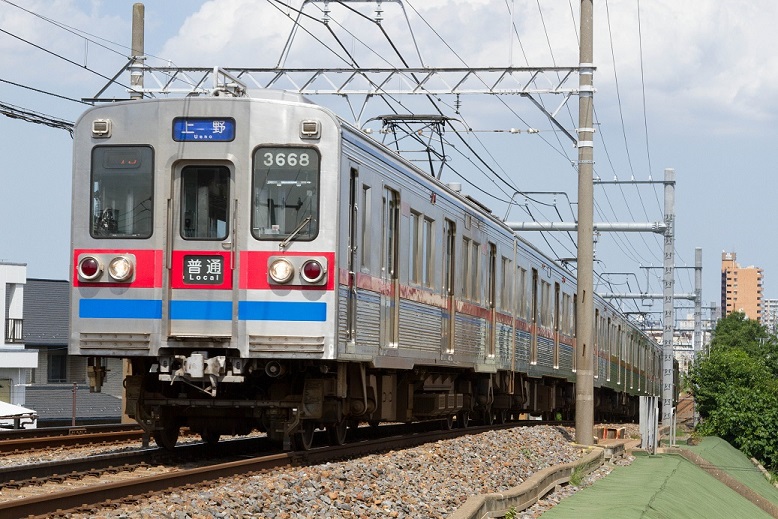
[487,243,496,308]
[422,217,433,287]
[382,187,399,279]
[518,267,527,319]
[410,210,421,284]
[500,256,512,311]
[252,147,320,241]
[361,185,371,271]
[90,146,153,238]
[180,166,230,239]
[443,219,456,296]
[471,241,481,302]
[540,280,550,327]
[462,238,471,298]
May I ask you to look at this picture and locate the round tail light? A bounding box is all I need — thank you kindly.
[301,260,325,283]
[78,256,103,281]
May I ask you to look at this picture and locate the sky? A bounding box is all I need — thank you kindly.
[1,0,776,327]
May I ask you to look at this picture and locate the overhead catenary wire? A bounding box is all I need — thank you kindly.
[2,1,691,305]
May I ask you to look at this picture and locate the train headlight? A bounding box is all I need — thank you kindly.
[78,256,103,281]
[108,256,134,282]
[268,258,294,284]
[301,259,326,283]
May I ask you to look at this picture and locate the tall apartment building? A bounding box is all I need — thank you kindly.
[721,251,764,322]
[762,299,778,333]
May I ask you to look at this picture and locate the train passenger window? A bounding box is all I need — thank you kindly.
[488,243,496,309]
[251,147,320,241]
[361,185,372,271]
[462,238,471,298]
[462,239,479,300]
[422,217,433,287]
[540,281,551,326]
[410,211,421,284]
[382,187,399,279]
[181,166,229,239]
[90,146,153,238]
[500,257,512,311]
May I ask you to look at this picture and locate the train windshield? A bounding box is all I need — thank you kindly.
[90,146,153,238]
[252,147,320,241]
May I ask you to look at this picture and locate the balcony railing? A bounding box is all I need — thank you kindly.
[5,318,23,343]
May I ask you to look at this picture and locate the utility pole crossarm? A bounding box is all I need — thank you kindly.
[507,222,666,233]
[597,293,696,300]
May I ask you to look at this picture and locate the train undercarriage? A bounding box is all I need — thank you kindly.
[87,353,639,450]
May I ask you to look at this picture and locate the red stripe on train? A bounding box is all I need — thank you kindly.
[73,249,162,288]
[239,251,336,290]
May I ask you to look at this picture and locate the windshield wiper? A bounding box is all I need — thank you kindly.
[279,216,312,250]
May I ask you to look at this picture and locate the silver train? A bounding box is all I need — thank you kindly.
[69,89,662,449]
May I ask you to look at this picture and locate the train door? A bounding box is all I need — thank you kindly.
[487,243,497,358]
[530,268,538,364]
[553,282,560,368]
[167,164,235,338]
[380,187,399,349]
[345,166,359,343]
[442,219,456,355]
[594,309,600,380]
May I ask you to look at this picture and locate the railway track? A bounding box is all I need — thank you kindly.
[0,420,566,518]
[0,424,143,453]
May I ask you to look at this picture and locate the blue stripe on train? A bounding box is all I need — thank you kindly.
[79,299,163,319]
[79,299,326,322]
[169,300,233,320]
[239,301,327,321]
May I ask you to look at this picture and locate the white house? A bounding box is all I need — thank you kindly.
[1,262,38,410]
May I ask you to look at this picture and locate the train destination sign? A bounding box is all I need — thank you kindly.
[183,255,225,285]
[173,118,235,142]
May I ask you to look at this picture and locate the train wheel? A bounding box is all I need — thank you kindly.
[495,409,507,425]
[327,420,348,446]
[457,410,470,429]
[294,422,316,451]
[153,420,179,451]
[442,414,455,430]
[482,408,494,426]
[201,430,220,446]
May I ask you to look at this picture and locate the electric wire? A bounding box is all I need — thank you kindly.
[0,78,90,105]
[0,27,132,90]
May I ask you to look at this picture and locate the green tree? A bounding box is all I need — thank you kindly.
[707,312,778,377]
[697,385,778,469]
[689,312,778,470]
[689,347,772,417]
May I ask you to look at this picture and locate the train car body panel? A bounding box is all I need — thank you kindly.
[70,89,665,449]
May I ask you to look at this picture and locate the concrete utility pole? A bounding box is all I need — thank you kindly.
[130,3,144,100]
[575,0,595,446]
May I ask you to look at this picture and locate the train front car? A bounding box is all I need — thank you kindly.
[70,91,340,449]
